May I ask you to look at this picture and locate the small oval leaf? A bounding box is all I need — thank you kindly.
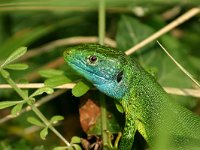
[27,117,44,127]
[115,102,124,113]
[71,136,81,144]
[72,144,82,150]
[44,75,71,88]
[72,81,90,97]
[39,69,64,78]
[40,127,48,140]
[0,101,22,109]
[30,87,54,98]
[2,47,27,67]
[50,115,64,124]
[53,146,68,150]
[4,63,29,70]
[11,103,24,116]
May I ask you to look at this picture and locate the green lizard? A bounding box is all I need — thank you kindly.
[64,44,200,150]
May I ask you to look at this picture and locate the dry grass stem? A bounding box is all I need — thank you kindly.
[0,83,75,89]
[20,36,116,61]
[0,83,199,98]
[125,7,200,55]
[157,41,200,88]
[164,87,200,98]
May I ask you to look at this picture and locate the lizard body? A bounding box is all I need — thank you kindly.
[64,44,200,150]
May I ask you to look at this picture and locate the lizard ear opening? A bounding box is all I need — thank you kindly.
[116,71,123,83]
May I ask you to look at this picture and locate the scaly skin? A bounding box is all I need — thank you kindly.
[64,44,200,150]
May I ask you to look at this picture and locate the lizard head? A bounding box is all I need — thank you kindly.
[64,44,130,100]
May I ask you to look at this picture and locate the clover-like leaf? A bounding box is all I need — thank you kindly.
[4,63,29,70]
[0,101,22,109]
[30,87,54,98]
[27,117,44,127]
[44,75,71,88]
[50,115,64,124]
[40,127,48,140]
[1,47,27,67]
[39,69,64,78]
[71,136,81,144]
[53,146,68,150]
[115,102,124,113]
[11,102,24,116]
[72,81,90,97]
[72,144,82,150]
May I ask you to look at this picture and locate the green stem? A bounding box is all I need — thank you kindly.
[98,0,105,45]
[100,93,109,148]
[98,0,109,149]
[0,71,70,147]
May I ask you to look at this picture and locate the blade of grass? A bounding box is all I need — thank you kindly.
[157,41,200,88]
[125,7,200,55]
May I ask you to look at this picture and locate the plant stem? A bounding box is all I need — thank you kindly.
[100,93,109,148]
[98,0,105,45]
[0,72,70,147]
[98,0,109,149]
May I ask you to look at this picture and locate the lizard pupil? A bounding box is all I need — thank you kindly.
[89,55,97,63]
[116,71,123,83]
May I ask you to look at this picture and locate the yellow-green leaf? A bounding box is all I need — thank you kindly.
[72,144,82,150]
[39,69,64,78]
[71,136,81,144]
[53,147,68,150]
[4,63,29,70]
[0,101,21,109]
[72,81,90,97]
[1,47,27,67]
[11,103,24,116]
[30,87,54,98]
[44,75,71,88]
[40,127,48,140]
[27,117,44,127]
[50,115,64,124]
[115,102,124,113]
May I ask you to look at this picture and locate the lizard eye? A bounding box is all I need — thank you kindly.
[116,71,123,83]
[88,55,98,64]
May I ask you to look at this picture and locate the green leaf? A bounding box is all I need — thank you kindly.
[116,15,154,52]
[0,101,22,109]
[40,127,48,140]
[30,87,54,98]
[1,47,27,67]
[115,102,124,113]
[67,147,75,150]
[71,136,81,144]
[4,63,29,70]
[4,63,28,70]
[72,81,90,97]
[53,147,68,150]
[50,115,64,124]
[27,117,44,127]
[0,69,10,78]
[39,69,64,78]
[11,103,24,116]
[44,75,71,88]
[33,146,45,150]
[72,144,82,150]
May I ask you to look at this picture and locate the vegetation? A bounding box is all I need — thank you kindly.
[0,1,199,149]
